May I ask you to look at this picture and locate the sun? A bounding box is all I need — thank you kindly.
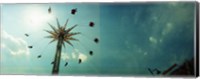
[24,6,54,30]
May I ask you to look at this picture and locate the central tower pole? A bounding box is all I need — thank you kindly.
[52,34,64,75]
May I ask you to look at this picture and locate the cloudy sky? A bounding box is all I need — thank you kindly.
[0,2,195,76]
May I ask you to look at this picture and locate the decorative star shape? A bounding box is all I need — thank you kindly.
[45,18,80,47]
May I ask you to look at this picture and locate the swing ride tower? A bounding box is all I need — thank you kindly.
[45,18,80,75]
[52,33,63,74]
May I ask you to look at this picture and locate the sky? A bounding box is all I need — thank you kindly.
[0,2,196,76]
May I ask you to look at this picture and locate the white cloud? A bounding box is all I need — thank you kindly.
[152,16,158,22]
[1,30,30,56]
[61,49,88,63]
[78,53,87,62]
[61,52,70,61]
[1,43,6,48]
[74,49,88,62]
[144,52,148,56]
[149,36,157,44]
[162,22,174,36]
[72,52,76,59]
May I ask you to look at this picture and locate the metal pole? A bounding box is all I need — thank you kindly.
[52,35,63,75]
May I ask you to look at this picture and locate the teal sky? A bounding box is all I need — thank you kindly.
[0,2,195,76]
